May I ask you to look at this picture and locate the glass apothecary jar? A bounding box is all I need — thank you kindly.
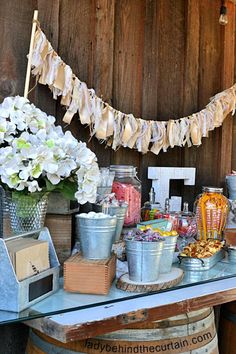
[194,186,229,241]
[110,165,141,227]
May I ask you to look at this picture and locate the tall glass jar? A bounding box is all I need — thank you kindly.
[110,165,141,227]
[194,186,229,241]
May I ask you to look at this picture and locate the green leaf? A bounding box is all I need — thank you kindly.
[45,179,58,192]
[59,180,77,200]
[45,178,77,200]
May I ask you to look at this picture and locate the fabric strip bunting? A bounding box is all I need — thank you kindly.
[30,26,236,155]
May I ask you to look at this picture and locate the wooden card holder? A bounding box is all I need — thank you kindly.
[64,253,116,295]
[0,227,60,312]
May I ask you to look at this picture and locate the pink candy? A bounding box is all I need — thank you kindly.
[112,182,141,226]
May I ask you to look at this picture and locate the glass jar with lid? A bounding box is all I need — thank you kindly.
[110,165,141,227]
[194,186,229,241]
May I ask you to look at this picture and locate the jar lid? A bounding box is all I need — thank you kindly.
[202,186,223,193]
[109,165,136,177]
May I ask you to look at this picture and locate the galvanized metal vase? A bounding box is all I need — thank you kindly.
[75,215,117,259]
[93,203,128,242]
[5,191,48,234]
[159,235,178,274]
[125,240,164,282]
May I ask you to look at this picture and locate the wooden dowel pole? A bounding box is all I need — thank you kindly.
[24,10,38,98]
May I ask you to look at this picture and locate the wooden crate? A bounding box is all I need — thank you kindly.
[64,253,116,295]
[45,214,72,265]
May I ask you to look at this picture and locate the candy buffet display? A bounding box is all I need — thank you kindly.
[110,165,141,226]
[194,187,229,241]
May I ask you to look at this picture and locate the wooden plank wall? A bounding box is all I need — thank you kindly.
[0,0,235,208]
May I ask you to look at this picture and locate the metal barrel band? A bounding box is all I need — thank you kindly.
[28,330,84,354]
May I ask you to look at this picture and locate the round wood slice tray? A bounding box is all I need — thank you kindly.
[116,267,184,293]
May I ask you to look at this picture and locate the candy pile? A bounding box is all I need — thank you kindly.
[112,182,141,226]
[78,212,115,219]
[141,207,163,221]
[125,228,164,242]
[172,214,197,238]
[138,225,178,237]
[180,239,223,258]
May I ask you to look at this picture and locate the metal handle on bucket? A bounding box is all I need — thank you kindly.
[178,255,205,267]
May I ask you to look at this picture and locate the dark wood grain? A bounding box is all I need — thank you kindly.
[140,0,185,203]
[111,0,145,169]
[195,0,222,191]
[217,0,235,185]
[57,0,96,147]
[182,0,200,207]
[34,0,60,116]
[0,0,37,101]
[0,0,235,206]
[89,0,115,167]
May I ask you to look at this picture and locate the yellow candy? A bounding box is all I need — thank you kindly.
[146,225,152,230]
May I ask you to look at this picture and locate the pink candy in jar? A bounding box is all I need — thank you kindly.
[172,203,197,238]
[110,165,141,227]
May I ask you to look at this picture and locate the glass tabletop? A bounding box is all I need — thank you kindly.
[0,257,236,326]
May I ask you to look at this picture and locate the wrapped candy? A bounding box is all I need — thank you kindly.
[125,228,164,242]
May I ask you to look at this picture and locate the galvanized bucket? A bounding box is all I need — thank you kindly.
[159,235,178,274]
[107,205,128,242]
[93,204,128,242]
[226,175,236,200]
[75,215,117,259]
[125,240,164,282]
[228,248,236,263]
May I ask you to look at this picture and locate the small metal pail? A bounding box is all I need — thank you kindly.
[226,175,236,200]
[75,215,117,259]
[159,235,178,274]
[228,248,236,263]
[125,240,164,282]
[93,204,128,242]
[107,205,128,242]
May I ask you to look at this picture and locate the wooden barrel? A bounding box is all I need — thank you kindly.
[26,307,218,354]
[218,301,236,354]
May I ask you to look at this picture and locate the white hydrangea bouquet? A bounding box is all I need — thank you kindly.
[0,96,100,204]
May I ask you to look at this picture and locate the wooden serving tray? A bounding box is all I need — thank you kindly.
[116,267,184,293]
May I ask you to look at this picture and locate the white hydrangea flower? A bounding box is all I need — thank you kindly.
[0,96,100,204]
